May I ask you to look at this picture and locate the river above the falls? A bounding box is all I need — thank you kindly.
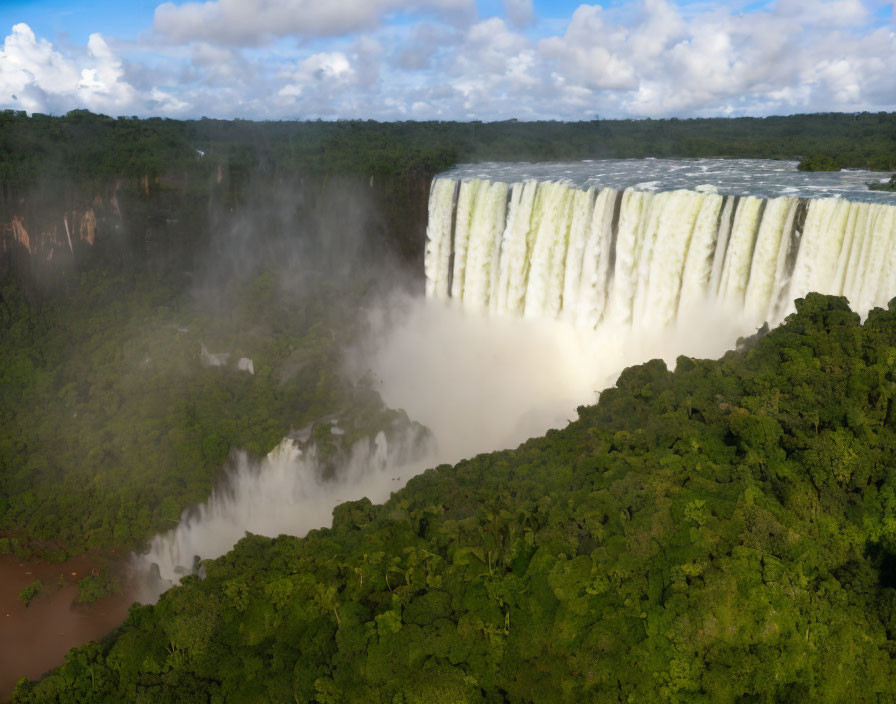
[442,158,896,204]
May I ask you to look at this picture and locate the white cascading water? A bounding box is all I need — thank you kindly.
[137,164,895,601]
[425,177,896,329]
[136,427,431,599]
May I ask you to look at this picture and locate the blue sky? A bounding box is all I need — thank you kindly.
[0,0,158,43]
[0,0,893,120]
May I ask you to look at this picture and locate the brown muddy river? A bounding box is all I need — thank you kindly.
[0,553,134,700]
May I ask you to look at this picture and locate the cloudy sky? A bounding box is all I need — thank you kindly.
[0,0,893,120]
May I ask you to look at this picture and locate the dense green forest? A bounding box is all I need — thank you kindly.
[2,110,895,558]
[2,109,894,286]
[3,110,896,699]
[2,110,896,194]
[10,293,896,703]
[0,167,435,560]
[0,161,425,562]
[3,110,893,281]
[0,266,381,559]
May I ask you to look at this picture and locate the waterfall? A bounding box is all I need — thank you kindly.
[425,177,896,329]
[136,426,433,599]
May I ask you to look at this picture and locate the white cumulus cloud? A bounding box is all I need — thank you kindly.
[503,0,534,28]
[535,0,895,118]
[539,5,638,92]
[154,0,476,46]
[0,23,137,115]
[1,1,894,120]
[278,51,354,98]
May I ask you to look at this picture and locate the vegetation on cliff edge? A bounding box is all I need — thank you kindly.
[12,293,896,703]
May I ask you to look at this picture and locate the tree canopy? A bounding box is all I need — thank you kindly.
[13,293,896,703]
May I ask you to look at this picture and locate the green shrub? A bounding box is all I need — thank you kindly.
[797,154,841,171]
[18,579,42,607]
[868,174,896,192]
[74,572,117,604]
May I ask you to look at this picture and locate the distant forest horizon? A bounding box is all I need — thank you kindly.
[2,109,895,193]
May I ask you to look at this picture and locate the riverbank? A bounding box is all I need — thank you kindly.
[0,553,134,700]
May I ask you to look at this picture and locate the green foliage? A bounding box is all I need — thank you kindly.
[18,579,42,607]
[2,110,896,203]
[1,115,445,560]
[4,110,896,699]
[797,154,841,171]
[0,264,387,558]
[16,293,896,703]
[868,174,896,192]
[75,571,117,605]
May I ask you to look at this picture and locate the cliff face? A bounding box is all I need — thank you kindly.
[0,169,229,288]
[3,208,101,258]
[0,170,431,289]
[0,180,132,285]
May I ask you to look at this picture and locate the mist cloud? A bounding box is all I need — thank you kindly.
[136,271,756,602]
[355,293,753,465]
